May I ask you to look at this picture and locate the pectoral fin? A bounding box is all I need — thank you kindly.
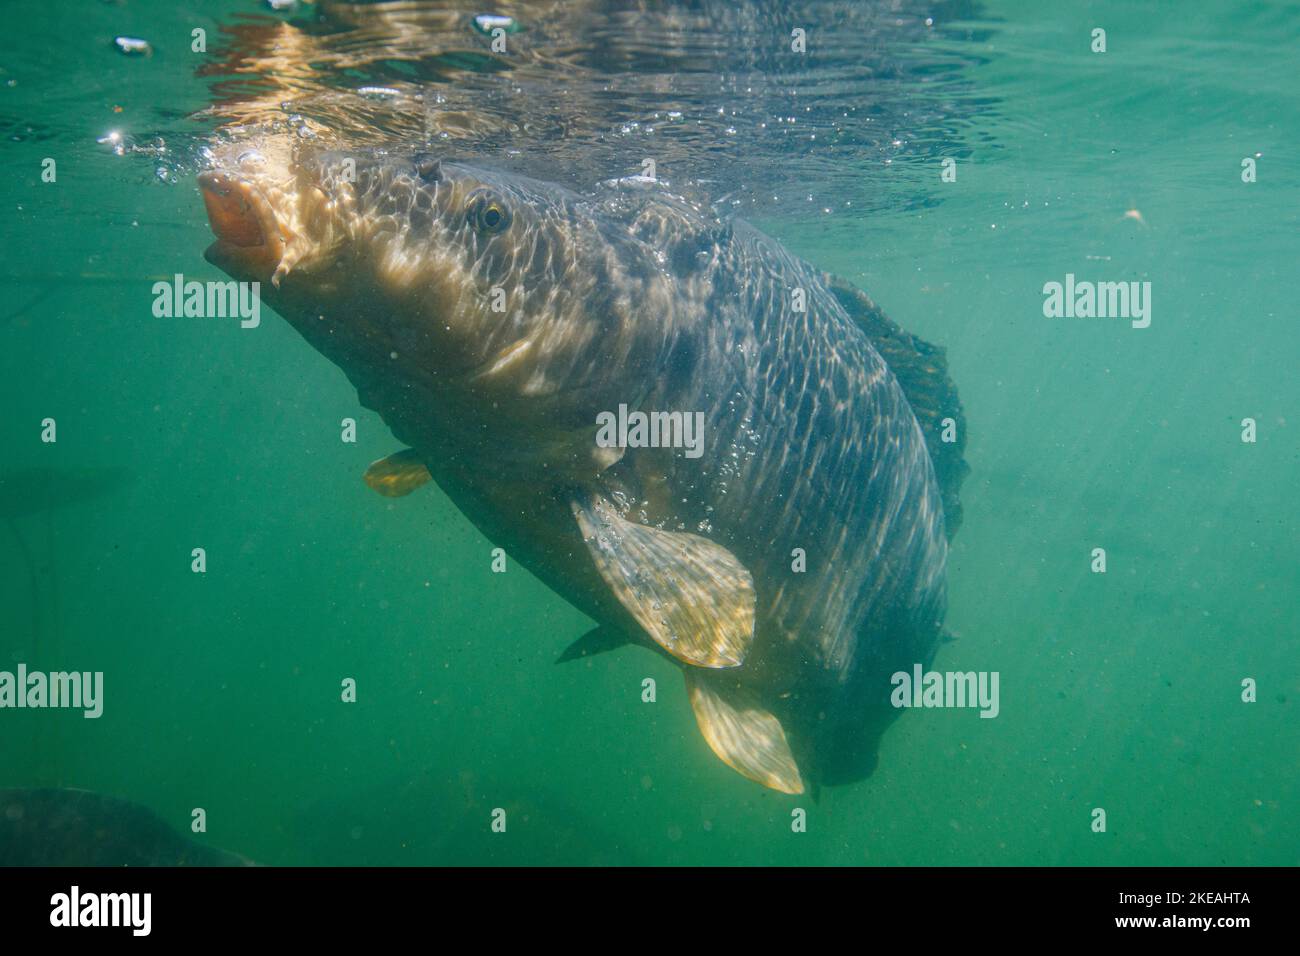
[571,493,755,668]
[686,671,804,794]
[363,449,432,498]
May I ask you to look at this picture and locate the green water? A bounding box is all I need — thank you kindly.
[1,0,1296,866]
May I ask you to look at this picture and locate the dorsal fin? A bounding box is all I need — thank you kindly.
[826,273,969,538]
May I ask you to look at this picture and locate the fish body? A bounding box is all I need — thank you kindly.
[198,146,966,791]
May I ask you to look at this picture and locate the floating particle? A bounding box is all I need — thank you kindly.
[473,14,520,35]
[113,37,152,56]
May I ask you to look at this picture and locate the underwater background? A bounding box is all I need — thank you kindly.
[1,0,1296,865]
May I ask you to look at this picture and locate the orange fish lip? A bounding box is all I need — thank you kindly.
[198,170,284,278]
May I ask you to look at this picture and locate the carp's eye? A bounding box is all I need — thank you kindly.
[467,189,512,235]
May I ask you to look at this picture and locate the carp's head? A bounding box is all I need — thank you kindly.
[199,145,688,473]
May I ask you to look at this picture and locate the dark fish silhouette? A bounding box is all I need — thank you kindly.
[0,788,253,867]
[0,467,131,521]
[1,465,134,746]
[0,466,133,688]
[198,143,967,793]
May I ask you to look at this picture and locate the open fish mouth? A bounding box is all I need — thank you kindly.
[198,170,284,279]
